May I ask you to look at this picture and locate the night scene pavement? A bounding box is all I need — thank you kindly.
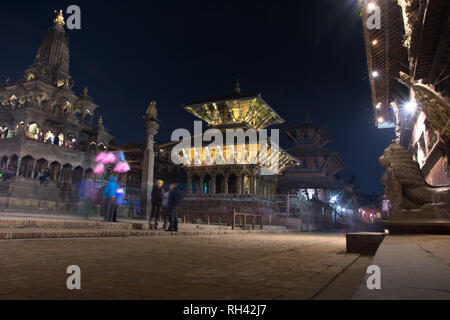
[0,233,369,300]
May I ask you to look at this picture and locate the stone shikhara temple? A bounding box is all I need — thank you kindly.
[0,11,112,212]
[180,81,297,198]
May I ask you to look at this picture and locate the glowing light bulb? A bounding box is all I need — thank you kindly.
[367,2,377,11]
[377,117,384,123]
[372,71,379,78]
[372,39,378,46]
[376,103,381,109]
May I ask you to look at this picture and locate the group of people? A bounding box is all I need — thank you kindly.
[149,180,183,232]
[36,168,51,186]
[0,166,14,181]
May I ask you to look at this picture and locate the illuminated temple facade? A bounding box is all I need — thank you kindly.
[181,82,297,198]
[0,11,112,212]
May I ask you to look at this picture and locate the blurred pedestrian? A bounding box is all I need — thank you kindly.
[167,183,182,232]
[103,176,119,222]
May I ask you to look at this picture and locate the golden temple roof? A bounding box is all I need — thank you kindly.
[183,87,284,130]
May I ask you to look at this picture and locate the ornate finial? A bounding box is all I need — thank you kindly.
[98,116,103,125]
[5,77,10,84]
[233,79,241,94]
[146,101,158,121]
[54,10,65,26]
[306,112,312,124]
[83,86,88,95]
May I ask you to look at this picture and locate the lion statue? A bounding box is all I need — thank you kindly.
[379,141,450,211]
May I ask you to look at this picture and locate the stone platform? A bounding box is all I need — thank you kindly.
[346,232,386,255]
[0,212,290,240]
[352,234,450,300]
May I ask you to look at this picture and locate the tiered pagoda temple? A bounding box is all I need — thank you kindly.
[181,82,297,199]
[278,115,347,202]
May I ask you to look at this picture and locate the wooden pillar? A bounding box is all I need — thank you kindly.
[199,174,204,195]
[211,173,216,195]
[224,173,229,194]
[237,174,242,195]
[187,172,192,193]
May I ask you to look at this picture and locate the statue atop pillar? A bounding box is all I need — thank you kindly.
[145,101,158,121]
[141,101,160,218]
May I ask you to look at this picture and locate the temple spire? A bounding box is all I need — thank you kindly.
[24,9,71,86]
[53,10,65,32]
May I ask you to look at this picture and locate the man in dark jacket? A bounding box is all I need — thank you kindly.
[149,180,164,229]
[167,183,183,232]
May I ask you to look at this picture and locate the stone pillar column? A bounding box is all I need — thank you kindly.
[16,157,22,176]
[141,103,160,218]
[31,160,37,178]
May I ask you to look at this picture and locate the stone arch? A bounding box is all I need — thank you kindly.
[26,122,41,140]
[15,121,26,136]
[0,126,9,139]
[82,111,93,126]
[98,143,106,151]
[73,166,84,185]
[227,173,238,194]
[66,133,77,149]
[9,155,19,175]
[88,142,97,154]
[34,158,48,177]
[19,155,34,178]
[61,164,73,183]
[44,130,55,144]
[203,174,212,194]
[1,156,8,171]
[192,175,201,194]
[215,173,225,194]
[84,168,94,180]
[242,173,251,195]
[49,161,61,181]
[55,132,65,146]
[74,110,82,122]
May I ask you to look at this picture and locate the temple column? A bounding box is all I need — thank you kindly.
[31,160,36,178]
[141,102,160,218]
[16,157,22,176]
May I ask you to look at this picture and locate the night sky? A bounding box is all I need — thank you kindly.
[0,0,395,194]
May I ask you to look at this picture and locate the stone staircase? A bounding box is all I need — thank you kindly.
[0,215,291,240]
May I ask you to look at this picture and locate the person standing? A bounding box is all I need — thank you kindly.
[39,168,50,186]
[149,180,164,230]
[167,183,182,232]
[103,176,119,222]
[161,189,170,231]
